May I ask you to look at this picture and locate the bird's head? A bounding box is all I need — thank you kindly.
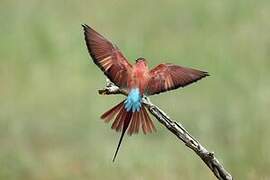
[135,57,148,67]
[135,57,148,69]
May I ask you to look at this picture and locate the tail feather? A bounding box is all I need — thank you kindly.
[112,111,132,162]
[112,107,125,131]
[148,115,156,132]
[115,108,128,132]
[142,106,156,133]
[141,107,151,133]
[134,112,140,134]
[140,108,148,134]
[100,101,156,161]
[141,106,153,133]
[101,101,124,122]
[127,112,137,136]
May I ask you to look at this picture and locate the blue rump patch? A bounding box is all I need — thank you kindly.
[124,88,142,112]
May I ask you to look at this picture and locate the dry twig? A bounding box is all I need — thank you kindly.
[98,80,233,180]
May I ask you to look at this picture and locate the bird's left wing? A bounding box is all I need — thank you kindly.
[82,24,132,88]
[145,63,209,95]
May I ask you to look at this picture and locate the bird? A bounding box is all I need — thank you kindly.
[82,24,209,162]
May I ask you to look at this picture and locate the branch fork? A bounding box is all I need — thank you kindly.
[98,80,233,180]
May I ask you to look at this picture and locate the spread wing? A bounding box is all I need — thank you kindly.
[145,63,209,95]
[82,24,132,88]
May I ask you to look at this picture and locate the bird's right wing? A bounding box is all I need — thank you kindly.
[145,63,209,95]
[82,24,132,88]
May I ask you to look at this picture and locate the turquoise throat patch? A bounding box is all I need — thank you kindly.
[124,88,142,112]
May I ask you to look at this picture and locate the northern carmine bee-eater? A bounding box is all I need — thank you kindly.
[82,24,209,162]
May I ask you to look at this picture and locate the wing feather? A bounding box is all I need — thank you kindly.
[82,24,132,88]
[145,63,209,95]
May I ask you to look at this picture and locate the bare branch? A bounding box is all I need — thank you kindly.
[98,79,128,96]
[98,80,233,180]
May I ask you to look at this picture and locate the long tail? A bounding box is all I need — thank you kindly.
[112,110,132,162]
[101,100,156,162]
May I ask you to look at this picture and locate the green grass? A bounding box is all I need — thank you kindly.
[1,0,270,179]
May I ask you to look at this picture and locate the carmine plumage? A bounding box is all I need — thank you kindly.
[82,24,209,161]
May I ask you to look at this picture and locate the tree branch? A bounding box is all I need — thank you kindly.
[98,80,233,180]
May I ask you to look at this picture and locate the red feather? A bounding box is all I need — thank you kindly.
[145,63,209,95]
[101,101,155,161]
[101,102,155,135]
[82,24,132,89]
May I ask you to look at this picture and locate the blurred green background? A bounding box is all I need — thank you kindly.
[1,0,270,179]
